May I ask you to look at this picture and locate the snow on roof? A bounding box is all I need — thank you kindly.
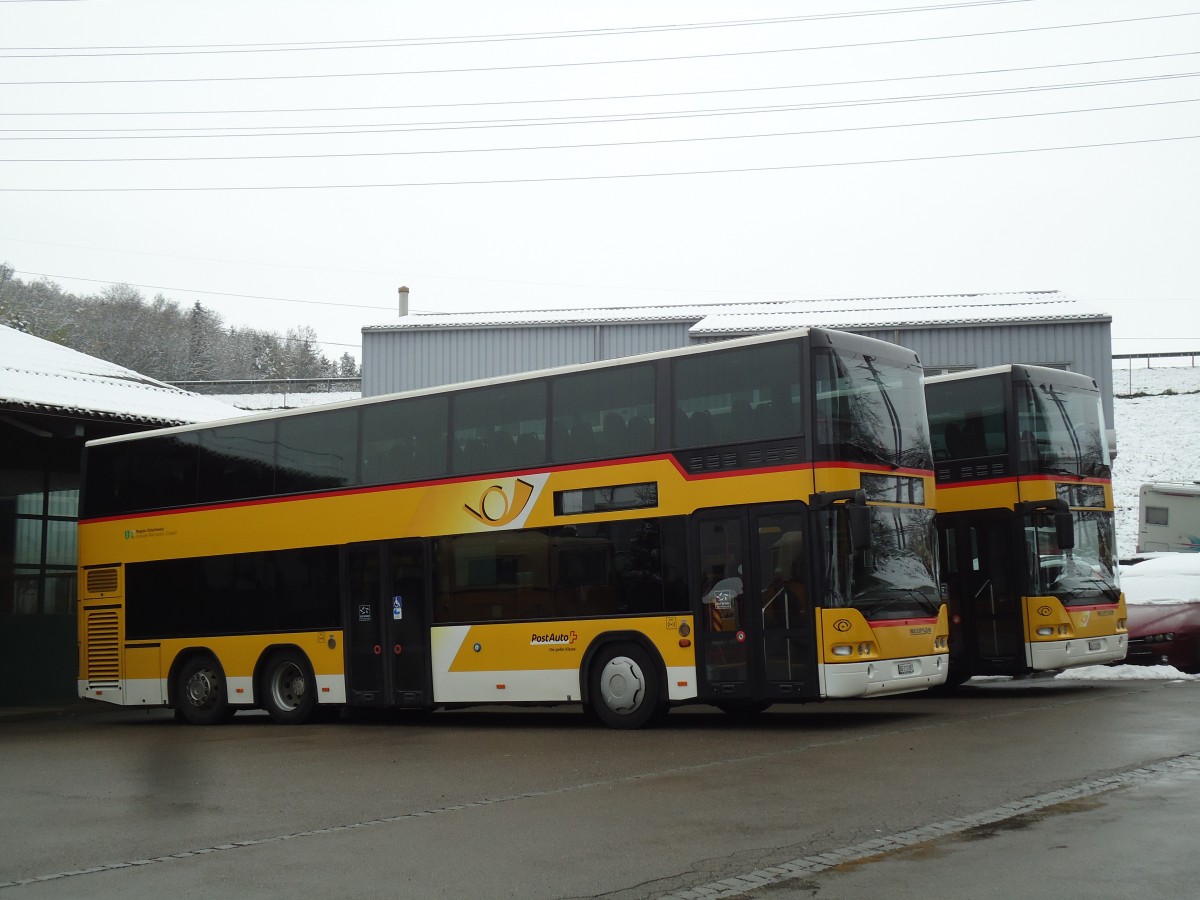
[0,325,248,426]
[363,290,1109,334]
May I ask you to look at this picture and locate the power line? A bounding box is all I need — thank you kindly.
[4,12,1196,86]
[3,133,1197,192]
[5,97,1195,164]
[0,236,786,296]
[10,268,394,315]
[4,71,1196,141]
[0,2,1031,56]
[4,50,1196,118]
[8,268,366,350]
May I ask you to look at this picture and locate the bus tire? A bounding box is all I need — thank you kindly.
[261,649,317,725]
[176,654,231,726]
[588,642,663,729]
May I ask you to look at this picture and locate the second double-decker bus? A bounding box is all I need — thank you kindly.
[926,364,1126,684]
[77,327,948,729]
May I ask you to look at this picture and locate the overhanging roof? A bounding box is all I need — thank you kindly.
[1,325,246,427]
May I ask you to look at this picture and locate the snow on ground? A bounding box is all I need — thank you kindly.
[1055,664,1199,682]
[1111,361,1200,561]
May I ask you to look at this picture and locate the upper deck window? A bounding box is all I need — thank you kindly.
[814,348,931,469]
[672,342,801,448]
[453,381,546,475]
[1017,380,1110,478]
[926,374,1008,462]
[551,364,655,464]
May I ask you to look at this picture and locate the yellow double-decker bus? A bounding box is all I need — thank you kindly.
[926,364,1126,684]
[77,327,948,729]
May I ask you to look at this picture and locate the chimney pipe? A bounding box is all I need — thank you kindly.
[398,285,410,317]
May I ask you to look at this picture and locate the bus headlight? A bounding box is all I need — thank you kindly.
[1036,626,1055,637]
[832,643,874,657]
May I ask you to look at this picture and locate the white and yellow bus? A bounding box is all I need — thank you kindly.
[926,364,1126,684]
[78,327,948,729]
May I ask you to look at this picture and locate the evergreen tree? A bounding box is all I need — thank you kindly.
[0,262,348,383]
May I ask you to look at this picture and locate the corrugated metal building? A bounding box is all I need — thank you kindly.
[362,290,1116,438]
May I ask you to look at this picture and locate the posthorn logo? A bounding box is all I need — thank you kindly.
[465,478,536,527]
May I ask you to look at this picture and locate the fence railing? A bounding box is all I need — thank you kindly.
[1112,352,1200,367]
[168,377,361,395]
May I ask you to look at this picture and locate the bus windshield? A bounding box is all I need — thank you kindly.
[814,348,931,470]
[1018,381,1110,478]
[824,506,941,620]
[1025,510,1119,606]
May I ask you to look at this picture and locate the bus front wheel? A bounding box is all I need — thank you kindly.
[588,642,663,729]
[176,655,231,726]
[261,649,317,725]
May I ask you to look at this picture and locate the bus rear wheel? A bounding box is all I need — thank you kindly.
[588,642,663,729]
[261,650,317,725]
[176,655,231,726]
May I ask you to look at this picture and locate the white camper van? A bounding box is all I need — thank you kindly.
[1136,482,1200,553]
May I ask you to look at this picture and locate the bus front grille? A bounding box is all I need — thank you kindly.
[85,610,120,689]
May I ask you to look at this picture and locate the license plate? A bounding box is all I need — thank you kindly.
[897,661,915,675]
[1088,639,1102,651]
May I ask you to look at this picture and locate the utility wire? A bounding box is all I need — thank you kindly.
[4,97,1195,164]
[4,50,1196,118]
[4,71,1196,140]
[4,12,1197,86]
[0,236,792,295]
[3,134,1197,192]
[10,268,395,312]
[0,2,1032,56]
[7,270,366,348]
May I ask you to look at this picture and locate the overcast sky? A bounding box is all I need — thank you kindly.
[2,0,1198,364]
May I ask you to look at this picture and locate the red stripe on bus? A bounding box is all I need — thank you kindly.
[79,454,936,524]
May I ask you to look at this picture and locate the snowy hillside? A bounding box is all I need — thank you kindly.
[1112,362,1200,559]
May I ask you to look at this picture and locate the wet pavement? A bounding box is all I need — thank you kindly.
[661,753,1200,898]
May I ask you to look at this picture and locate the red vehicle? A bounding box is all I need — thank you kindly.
[1121,554,1200,673]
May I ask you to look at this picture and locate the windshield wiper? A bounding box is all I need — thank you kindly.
[856,587,941,617]
[1037,465,1083,479]
[1057,578,1120,603]
[842,439,900,469]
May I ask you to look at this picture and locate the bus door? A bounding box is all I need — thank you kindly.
[342,539,432,709]
[694,505,818,703]
[940,513,1024,673]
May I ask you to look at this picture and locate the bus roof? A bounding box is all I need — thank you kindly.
[86,325,920,449]
[926,363,1098,391]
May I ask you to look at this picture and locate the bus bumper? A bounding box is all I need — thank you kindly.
[822,652,949,699]
[1028,634,1127,671]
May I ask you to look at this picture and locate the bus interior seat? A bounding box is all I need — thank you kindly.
[515,432,544,467]
[943,423,964,459]
[962,416,987,457]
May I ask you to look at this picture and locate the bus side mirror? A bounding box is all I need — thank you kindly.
[1055,512,1075,551]
[848,504,872,551]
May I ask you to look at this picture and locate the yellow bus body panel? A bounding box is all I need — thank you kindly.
[819,604,948,664]
[439,617,694,673]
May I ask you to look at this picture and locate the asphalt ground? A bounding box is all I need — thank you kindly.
[2,681,1200,900]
